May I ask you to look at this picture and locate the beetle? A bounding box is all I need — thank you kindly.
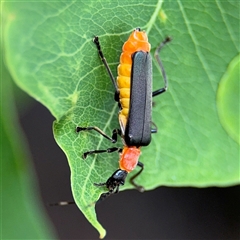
[77,28,171,202]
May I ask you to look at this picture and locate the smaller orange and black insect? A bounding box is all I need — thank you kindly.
[77,28,171,202]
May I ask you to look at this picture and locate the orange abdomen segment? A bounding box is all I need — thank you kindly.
[117,29,151,132]
[119,146,141,172]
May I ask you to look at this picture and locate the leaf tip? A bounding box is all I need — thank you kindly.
[99,228,107,239]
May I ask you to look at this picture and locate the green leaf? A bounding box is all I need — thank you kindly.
[1,49,55,239]
[3,0,240,237]
[217,54,240,145]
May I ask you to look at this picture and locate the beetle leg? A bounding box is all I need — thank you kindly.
[76,126,121,143]
[93,36,119,95]
[82,147,122,159]
[152,36,172,97]
[151,121,158,133]
[129,161,145,192]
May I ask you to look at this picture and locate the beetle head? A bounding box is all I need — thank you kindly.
[94,169,128,203]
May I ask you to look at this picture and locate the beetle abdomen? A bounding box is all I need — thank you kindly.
[117,28,151,132]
